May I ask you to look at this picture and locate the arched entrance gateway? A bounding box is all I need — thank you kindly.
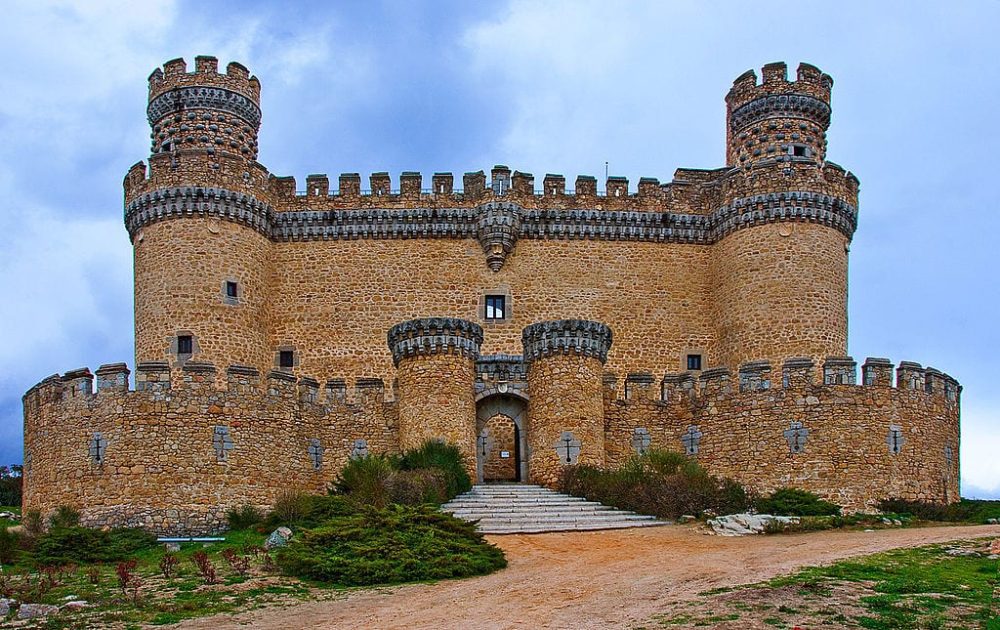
[475,394,528,483]
[474,354,529,483]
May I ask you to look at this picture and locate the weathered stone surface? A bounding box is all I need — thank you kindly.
[707,514,799,536]
[265,526,293,549]
[18,603,60,620]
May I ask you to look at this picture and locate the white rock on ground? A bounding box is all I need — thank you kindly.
[707,513,799,536]
[0,598,12,616]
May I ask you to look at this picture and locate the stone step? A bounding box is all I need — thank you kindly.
[441,484,665,534]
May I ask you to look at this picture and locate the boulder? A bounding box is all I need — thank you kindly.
[163,542,181,552]
[0,511,18,520]
[707,513,799,536]
[18,603,60,619]
[0,598,12,616]
[265,526,293,549]
[62,600,91,611]
[990,539,1000,556]
[677,515,697,524]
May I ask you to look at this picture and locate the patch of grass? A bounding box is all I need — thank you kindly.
[648,539,1000,629]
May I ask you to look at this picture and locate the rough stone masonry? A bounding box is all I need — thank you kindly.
[21,57,960,534]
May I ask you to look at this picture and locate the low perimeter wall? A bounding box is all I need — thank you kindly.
[604,357,961,511]
[22,362,397,535]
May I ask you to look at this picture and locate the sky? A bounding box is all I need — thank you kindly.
[0,0,997,497]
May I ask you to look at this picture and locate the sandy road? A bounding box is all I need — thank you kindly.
[173,523,1000,630]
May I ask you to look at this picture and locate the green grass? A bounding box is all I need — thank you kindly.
[654,539,1000,628]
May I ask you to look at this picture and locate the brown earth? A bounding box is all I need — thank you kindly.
[171,523,1000,630]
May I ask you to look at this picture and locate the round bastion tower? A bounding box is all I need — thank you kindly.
[124,57,273,375]
[711,62,860,368]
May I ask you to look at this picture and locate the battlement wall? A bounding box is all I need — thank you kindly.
[22,362,397,535]
[604,357,961,510]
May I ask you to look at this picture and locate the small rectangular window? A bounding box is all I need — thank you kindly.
[686,354,702,371]
[225,281,238,298]
[279,350,294,369]
[177,335,193,355]
[792,145,807,157]
[485,295,506,320]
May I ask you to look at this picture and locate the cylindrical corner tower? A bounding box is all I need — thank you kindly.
[712,62,858,369]
[522,320,612,487]
[388,318,483,477]
[725,61,832,167]
[126,56,273,376]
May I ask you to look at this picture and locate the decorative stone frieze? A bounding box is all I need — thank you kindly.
[147,86,262,128]
[729,94,831,131]
[522,319,613,364]
[386,317,483,367]
[125,186,857,244]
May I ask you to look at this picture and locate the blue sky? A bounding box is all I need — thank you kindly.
[1,1,997,497]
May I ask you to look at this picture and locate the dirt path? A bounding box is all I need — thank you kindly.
[173,523,1000,630]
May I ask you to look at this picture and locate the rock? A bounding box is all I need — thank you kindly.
[62,600,91,611]
[0,599,11,616]
[881,517,893,525]
[0,511,18,520]
[60,595,78,601]
[987,518,998,524]
[707,513,798,536]
[163,542,181,552]
[18,603,60,619]
[893,519,903,526]
[265,526,293,549]
[945,548,979,557]
[677,515,696,524]
[990,539,1000,555]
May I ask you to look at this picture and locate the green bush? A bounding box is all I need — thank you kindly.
[0,526,19,564]
[48,505,81,529]
[270,489,312,525]
[756,488,841,516]
[226,504,264,530]
[0,465,22,507]
[32,526,157,565]
[877,498,1000,523]
[560,449,750,519]
[275,503,506,586]
[398,441,472,499]
[335,454,397,508]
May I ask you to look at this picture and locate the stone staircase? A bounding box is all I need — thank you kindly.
[441,483,665,534]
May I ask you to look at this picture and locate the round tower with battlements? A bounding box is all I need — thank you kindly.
[388,318,483,477]
[522,320,612,487]
[710,62,859,369]
[125,57,274,378]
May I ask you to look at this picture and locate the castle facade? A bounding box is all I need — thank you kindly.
[22,58,961,534]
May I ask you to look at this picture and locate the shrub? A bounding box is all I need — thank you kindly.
[560,449,750,519]
[878,498,1000,523]
[266,494,356,529]
[22,510,43,538]
[0,526,19,564]
[270,489,312,525]
[756,488,841,516]
[0,465,22,507]
[191,550,217,584]
[159,553,179,579]
[398,441,472,500]
[32,527,157,565]
[335,454,397,508]
[275,503,506,586]
[387,468,449,506]
[48,505,81,529]
[226,504,264,530]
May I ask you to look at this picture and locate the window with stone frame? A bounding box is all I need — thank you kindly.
[177,335,193,355]
[485,294,506,321]
[686,354,702,371]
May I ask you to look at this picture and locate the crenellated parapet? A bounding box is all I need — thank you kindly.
[386,317,483,367]
[522,319,613,364]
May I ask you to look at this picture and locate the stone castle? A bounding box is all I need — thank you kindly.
[22,57,961,534]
